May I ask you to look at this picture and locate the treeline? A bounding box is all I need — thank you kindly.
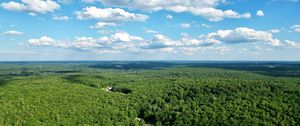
[137,79,300,125]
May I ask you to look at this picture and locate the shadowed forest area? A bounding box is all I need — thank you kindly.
[0,61,300,125]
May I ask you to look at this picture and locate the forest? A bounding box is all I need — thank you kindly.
[0,61,300,126]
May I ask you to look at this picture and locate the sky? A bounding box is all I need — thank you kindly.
[0,0,300,61]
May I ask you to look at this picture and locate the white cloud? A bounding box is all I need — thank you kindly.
[180,37,207,46]
[290,25,300,32]
[269,29,280,33]
[284,40,300,48]
[1,0,60,15]
[97,29,113,34]
[58,0,73,4]
[145,34,217,49]
[3,30,23,35]
[27,28,286,55]
[28,36,101,49]
[91,22,117,29]
[72,37,101,49]
[205,27,281,46]
[75,7,149,22]
[28,36,56,46]
[81,0,96,3]
[100,0,251,21]
[1,1,26,11]
[142,27,282,48]
[151,34,181,47]
[201,23,211,28]
[255,46,273,52]
[145,29,158,34]
[179,46,231,55]
[28,32,145,53]
[53,15,69,21]
[181,32,189,37]
[108,31,144,42]
[256,10,265,17]
[190,8,251,22]
[28,12,36,16]
[179,23,191,28]
[166,15,173,19]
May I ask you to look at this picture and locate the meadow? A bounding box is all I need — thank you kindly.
[0,61,300,126]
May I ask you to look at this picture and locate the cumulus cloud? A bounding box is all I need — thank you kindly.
[28,27,285,54]
[269,29,280,33]
[284,40,300,48]
[256,10,265,16]
[3,30,23,35]
[91,22,117,29]
[28,36,56,46]
[1,0,60,15]
[144,34,218,49]
[290,25,300,32]
[189,8,251,22]
[179,23,191,28]
[58,0,73,4]
[139,27,282,49]
[28,12,37,16]
[145,29,158,34]
[28,32,145,52]
[104,31,143,42]
[205,27,281,46]
[100,0,251,21]
[201,23,211,28]
[179,46,231,55]
[166,15,173,19]
[81,0,96,3]
[150,34,181,47]
[72,37,101,49]
[97,29,113,34]
[143,27,281,51]
[1,1,25,11]
[52,15,69,21]
[75,7,149,22]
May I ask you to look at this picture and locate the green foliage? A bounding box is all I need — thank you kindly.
[111,87,133,94]
[0,62,300,125]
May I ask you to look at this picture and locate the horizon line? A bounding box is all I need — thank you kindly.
[1,60,300,62]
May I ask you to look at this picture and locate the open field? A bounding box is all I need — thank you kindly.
[0,61,300,125]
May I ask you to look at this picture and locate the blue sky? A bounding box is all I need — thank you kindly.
[0,0,300,61]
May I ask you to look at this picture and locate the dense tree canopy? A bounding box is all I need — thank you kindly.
[0,62,300,125]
